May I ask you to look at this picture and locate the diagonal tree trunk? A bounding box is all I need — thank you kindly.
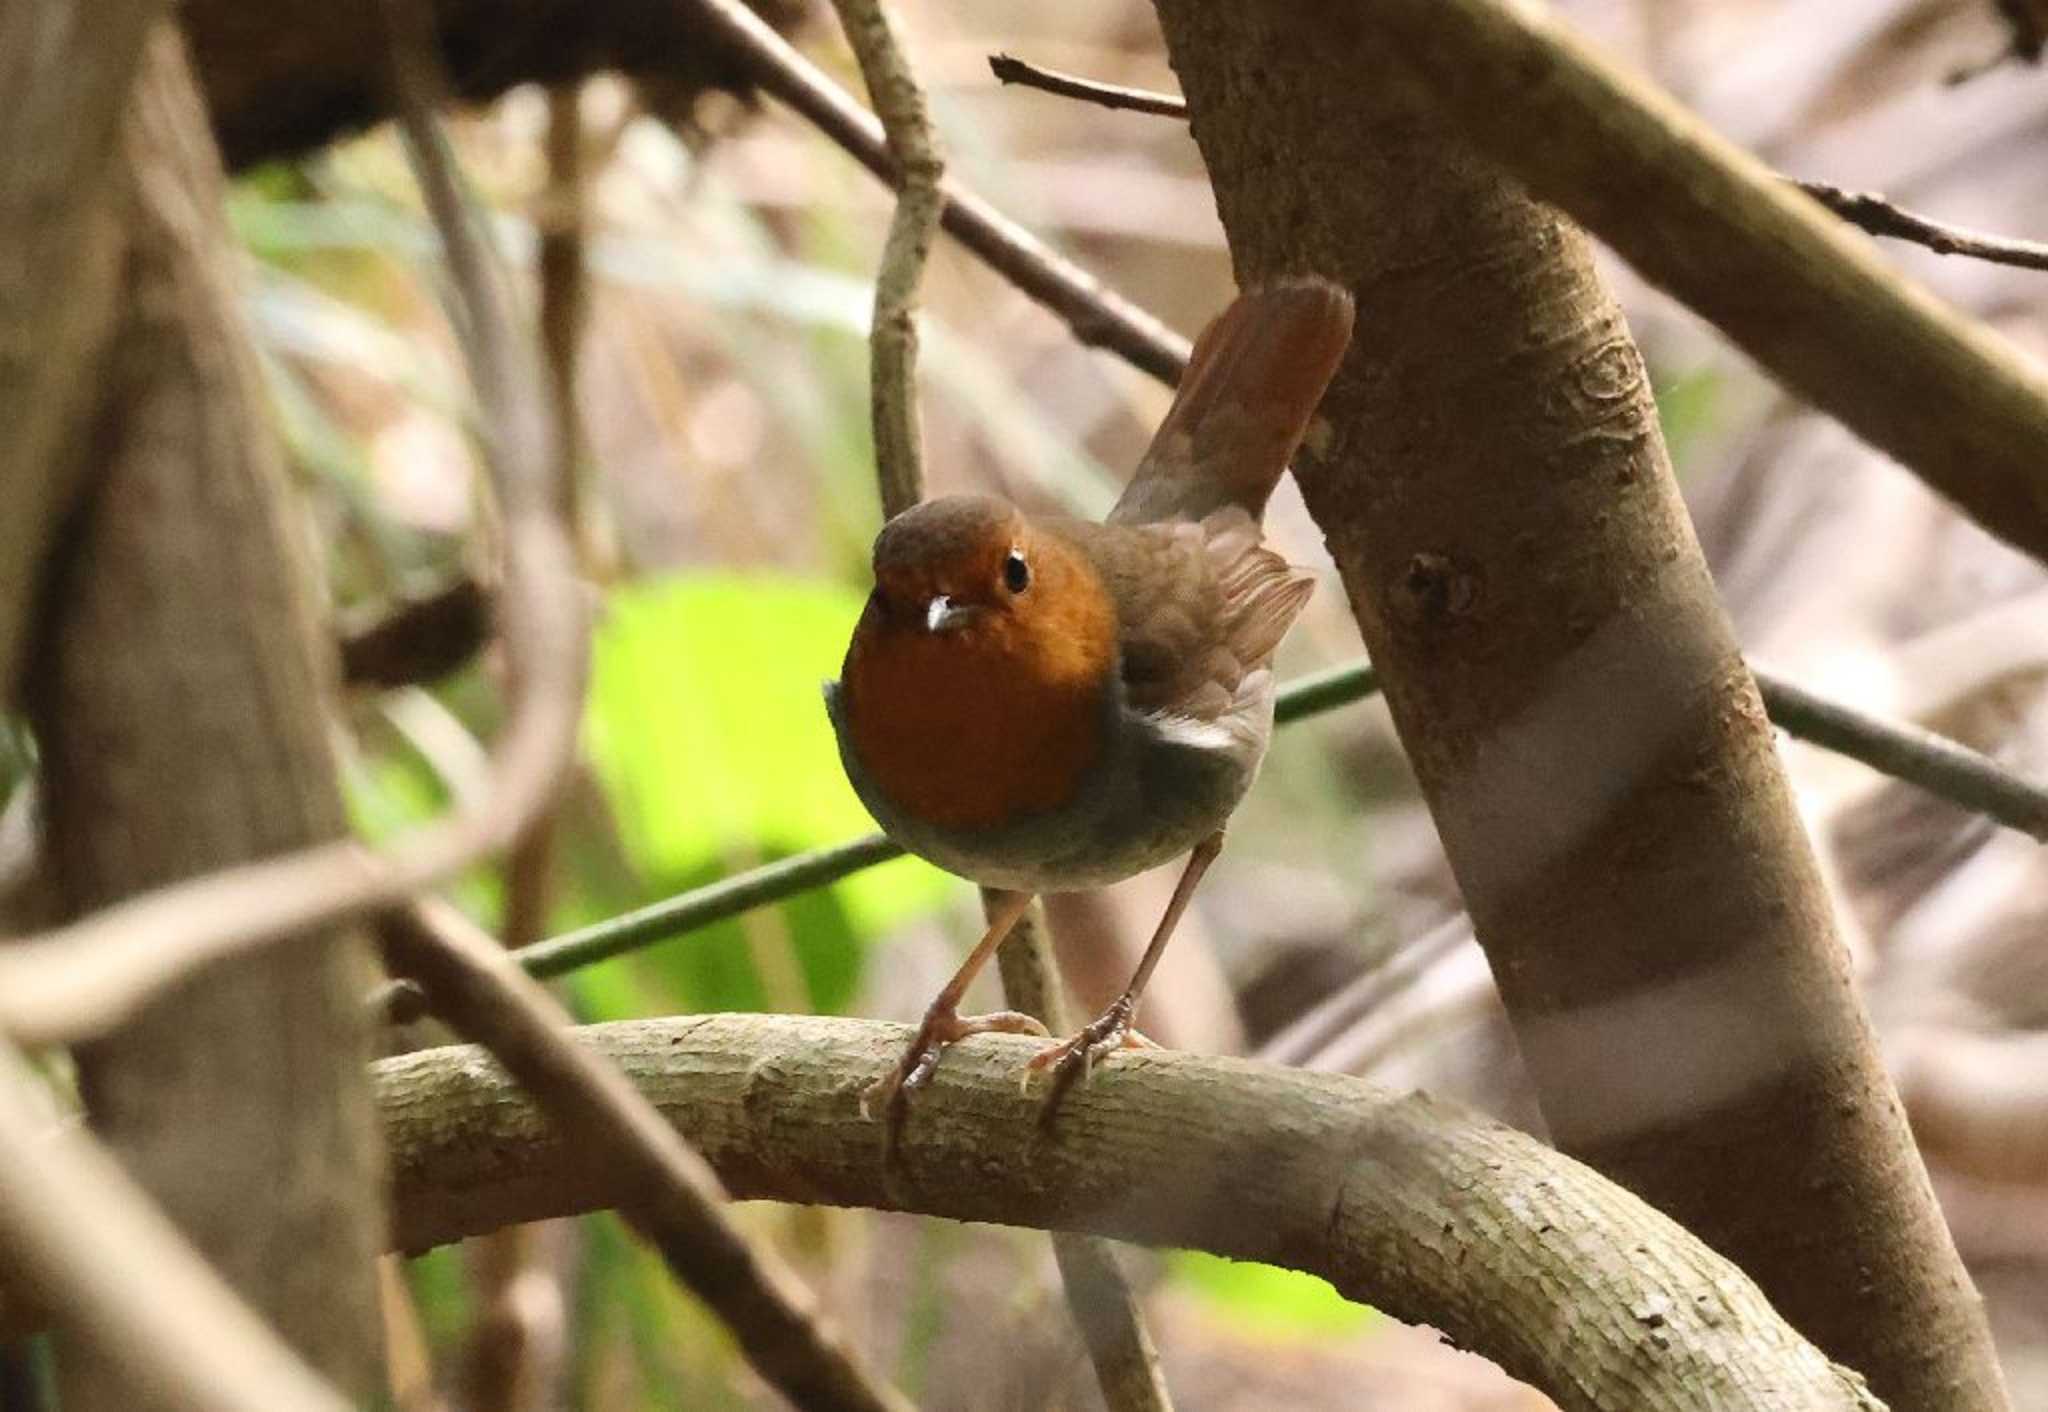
[16,25,383,1405]
[1148,5,2006,1408]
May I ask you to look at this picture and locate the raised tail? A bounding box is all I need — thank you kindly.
[1110,277,1355,526]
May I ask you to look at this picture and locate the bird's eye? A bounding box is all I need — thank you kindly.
[1002,549,1030,594]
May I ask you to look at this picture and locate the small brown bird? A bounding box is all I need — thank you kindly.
[826,278,1355,1123]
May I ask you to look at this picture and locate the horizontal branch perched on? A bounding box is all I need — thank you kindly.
[377,1014,1881,1412]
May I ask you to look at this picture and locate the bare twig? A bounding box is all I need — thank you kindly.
[0,23,588,1048]
[988,53,1188,118]
[680,0,1190,383]
[987,52,2048,281]
[829,0,943,519]
[1794,180,2048,275]
[537,82,589,535]
[0,1039,352,1412]
[380,902,909,1412]
[500,80,594,958]
[1755,670,2048,840]
[991,900,1173,1412]
[376,1014,1882,1412]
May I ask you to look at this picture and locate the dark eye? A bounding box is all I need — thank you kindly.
[1002,550,1030,594]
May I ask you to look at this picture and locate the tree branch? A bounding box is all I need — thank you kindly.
[0,0,159,700]
[679,0,1190,383]
[990,900,1174,1412]
[829,0,942,520]
[375,1014,1881,1412]
[1792,180,2048,275]
[0,1041,352,1412]
[380,904,909,1412]
[1334,0,2048,566]
[988,52,1189,117]
[986,52,2048,281]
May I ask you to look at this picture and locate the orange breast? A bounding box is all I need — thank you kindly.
[841,586,1115,833]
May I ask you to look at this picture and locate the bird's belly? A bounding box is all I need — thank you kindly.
[829,680,1266,892]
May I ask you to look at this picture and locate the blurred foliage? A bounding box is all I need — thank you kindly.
[578,573,952,1016]
[1170,1251,1377,1340]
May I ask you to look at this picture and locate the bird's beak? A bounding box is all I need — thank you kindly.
[925,595,978,633]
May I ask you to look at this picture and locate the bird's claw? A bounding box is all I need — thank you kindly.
[1026,999,1155,1122]
[862,1007,1049,1133]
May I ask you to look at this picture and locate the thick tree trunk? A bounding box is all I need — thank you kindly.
[1148,5,2006,1408]
[20,26,383,1405]
[0,0,155,697]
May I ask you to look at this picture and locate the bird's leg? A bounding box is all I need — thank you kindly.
[861,888,1050,1129]
[1028,831,1224,1119]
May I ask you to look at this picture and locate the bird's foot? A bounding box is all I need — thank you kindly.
[861,1004,1049,1136]
[1025,997,1158,1122]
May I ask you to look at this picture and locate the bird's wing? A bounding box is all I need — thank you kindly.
[1110,278,1354,527]
[1069,516,1314,723]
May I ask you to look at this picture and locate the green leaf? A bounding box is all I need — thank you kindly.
[1170,1250,1377,1340]
[583,574,954,1008]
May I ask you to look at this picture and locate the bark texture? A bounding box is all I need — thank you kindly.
[21,27,382,1404]
[1147,5,2005,1409]
[0,0,156,697]
[377,1015,1880,1412]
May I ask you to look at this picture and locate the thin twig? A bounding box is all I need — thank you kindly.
[380,902,910,1412]
[469,655,2048,993]
[988,52,2048,280]
[988,53,1189,118]
[991,900,1173,1412]
[1794,180,2048,275]
[829,0,943,519]
[0,22,589,1049]
[679,0,1190,383]
[1755,670,2048,839]
[537,82,589,534]
[513,833,904,981]
[502,78,594,955]
[0,1039,353,1412]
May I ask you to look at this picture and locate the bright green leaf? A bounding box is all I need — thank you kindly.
[584,574,954,1006]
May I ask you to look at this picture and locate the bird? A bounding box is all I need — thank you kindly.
[825,277,1355,1129]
